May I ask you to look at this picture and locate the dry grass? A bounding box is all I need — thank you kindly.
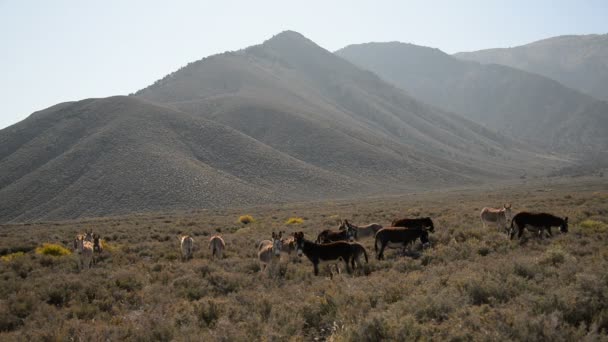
[0,178,607,340]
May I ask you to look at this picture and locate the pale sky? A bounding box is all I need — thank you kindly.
[1,0,607,129]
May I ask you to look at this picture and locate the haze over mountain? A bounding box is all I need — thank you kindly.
[455,34,608,101]
[337,42,608,153]
[135,31,552,178]
[0,31,559,222]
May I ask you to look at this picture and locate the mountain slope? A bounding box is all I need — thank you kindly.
[136,31,553,183]
[454,34,608,101]
[0,96,362,222]
[0,31,561,222]
[336,42,608,152]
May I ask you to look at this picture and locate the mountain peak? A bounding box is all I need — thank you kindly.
[261,30,319,51]
[269,30,307,40]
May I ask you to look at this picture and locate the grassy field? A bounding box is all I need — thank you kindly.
[1,177,607,341]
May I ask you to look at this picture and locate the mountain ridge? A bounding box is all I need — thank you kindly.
[454,33,608,101]
[336,41,608,153]
[0,31,561,222]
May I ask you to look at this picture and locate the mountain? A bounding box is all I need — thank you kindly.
[135,31,552,177]
[336,42,608,153]
[0,31,558,222]
[454,34,608,101]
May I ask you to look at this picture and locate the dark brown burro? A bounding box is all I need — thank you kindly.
[510,212,568,239]
[294,232,357,276]
[374,227,430,260]
[391,217,435,232]
[349,242,369,270]
[316,225,356,244]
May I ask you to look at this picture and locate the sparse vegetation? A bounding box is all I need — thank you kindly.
[580,219,607,232]
[0,179,606,340]
[34,243,71,256]
[285,217,304,225]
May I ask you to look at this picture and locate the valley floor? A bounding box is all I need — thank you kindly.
[1,176,607,340]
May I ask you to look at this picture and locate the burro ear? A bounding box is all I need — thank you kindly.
[272,232,276,239]
[564,217,568,222]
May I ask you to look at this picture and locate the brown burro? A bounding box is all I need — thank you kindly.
[374,227,430,260]
[391,217,435,232]
[510,212,568,240]
[294,231,359,276]
[316,225,357,243]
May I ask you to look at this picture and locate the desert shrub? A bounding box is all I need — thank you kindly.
[46,286,71,307]
[164,251,179,261]
[561,273,608,328]
[7,291,37,320]
[513,262,540,280]
[100,240,115,252]
[0,310,21,332]
[7,256,33,279]
[173,275,210,301]
[238,215,255,224]
[195,299,222,328]
[225,226,241,233]
[351,315,389,341]
[539,247,568,266]
[0,252,25,262]
[134,317,175,342]
[413,289,459,322]
[392,315,424,341]
[285,217,304,225]
[477,246,491,256]
[460,276,512,306]
[505,310,586,341]
[206,271,244,295]
[35,243,71,256]
[0,245,35,256]
[300,294,339,338]
[68,302,100,320]
[114,272,143,292]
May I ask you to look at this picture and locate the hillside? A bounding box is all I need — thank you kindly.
[0,31,560,222]
[336,42,608,153]
[135,31,552,180]
[0,96,363,222]
[455,34,608,101]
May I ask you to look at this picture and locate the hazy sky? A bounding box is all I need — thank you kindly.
[1,0,607,129]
